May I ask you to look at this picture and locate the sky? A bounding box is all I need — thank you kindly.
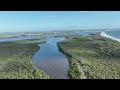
[0,11,120,32]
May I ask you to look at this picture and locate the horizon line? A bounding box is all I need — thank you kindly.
[0,28,119,34]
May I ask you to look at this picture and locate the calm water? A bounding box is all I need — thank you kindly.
[32,37,69,79]
[32,31,99,79]
[0,30,99,42]
[0,31,99,79]
[0,35,53,42]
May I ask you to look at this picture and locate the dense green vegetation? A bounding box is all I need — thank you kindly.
[58,32,120,79]
[0,38,49,79]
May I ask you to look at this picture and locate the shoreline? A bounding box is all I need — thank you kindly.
[33,37,69,79]
[101,32,120,42]
[58,33,120,79]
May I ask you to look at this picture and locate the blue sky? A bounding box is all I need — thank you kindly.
[0,11,120,32]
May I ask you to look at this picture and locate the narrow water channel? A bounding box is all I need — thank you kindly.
[0,31,97,79]
[32,37,69,79]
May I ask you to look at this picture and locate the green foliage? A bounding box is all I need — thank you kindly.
[0,39,49,79]
[58,33,120,79]
[68,58,86,79]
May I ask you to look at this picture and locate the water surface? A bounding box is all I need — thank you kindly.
[33,37,70,79]
[0,31,100,79]
[105,29,120,39]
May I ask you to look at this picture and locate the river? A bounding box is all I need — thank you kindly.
[32,37,69,79]
[0,31,99,79]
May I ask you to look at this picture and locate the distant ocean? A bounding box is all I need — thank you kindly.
[0,29,120,42]
[101,29,120,42]
[105,29,120,39]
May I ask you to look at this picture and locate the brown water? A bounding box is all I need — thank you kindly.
[32,37,69,79]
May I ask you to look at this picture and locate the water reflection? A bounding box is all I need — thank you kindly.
[0,31,99,79]
[33,37,70,79]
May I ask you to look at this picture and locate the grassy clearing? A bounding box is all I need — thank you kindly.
[0,38,49,79]
[58,32,120,79]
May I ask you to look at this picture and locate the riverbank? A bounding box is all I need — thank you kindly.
[58,32,120,79]
[33,37,69,79]
[0,38,49,79]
